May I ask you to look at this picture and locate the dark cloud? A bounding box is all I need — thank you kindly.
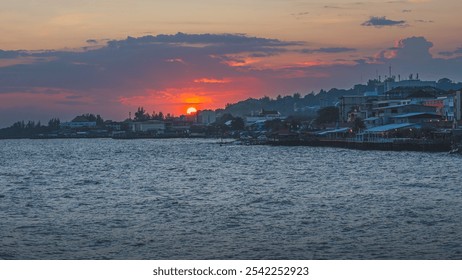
[0,50,28,59]
[324,5,342,9]
[402,9,412,13]
[249,52,280,58]
[362,16,407,27]
[107,32,299,48]
[291,11,310,20]
[324,2,364,9]
[415,19,434,23]
[86,39,98,44]
[439,47,462,57]
[0,33,299,92]
[0,33,304,127]
[301,47,357,54]
[394,36,434,60]
[370,37,462,82]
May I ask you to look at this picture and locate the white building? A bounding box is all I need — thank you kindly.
[197,110,217,125]
[384,79,437,93]
[129,120,165,133]
[442,95,455,121]
[245,109,284,126]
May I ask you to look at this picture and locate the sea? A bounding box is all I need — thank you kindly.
[1,138,461,260]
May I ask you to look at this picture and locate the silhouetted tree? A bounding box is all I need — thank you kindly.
[265,119,284,132]
[217,113,234,124]
[316,106,339,125]
[134,107,150,121]
[231,117,245,130]
[151,111,164,120]
[352,117,366,133]
[48,118,60,129]
[72,114,95,122]
[26,121,36,129]
[96,115,104,126]
[13,121,25,129]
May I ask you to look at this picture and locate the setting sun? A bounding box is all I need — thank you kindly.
[186,107,197,115]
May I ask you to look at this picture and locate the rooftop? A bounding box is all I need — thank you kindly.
[365,123,418,133]
[316,127,350,135]
[391,112,442,119]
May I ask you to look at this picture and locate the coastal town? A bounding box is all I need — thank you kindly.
[1,76,462,153]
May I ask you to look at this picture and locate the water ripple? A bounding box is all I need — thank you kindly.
[1,139,461,259]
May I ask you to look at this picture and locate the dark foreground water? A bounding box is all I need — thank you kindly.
[1,139,461,259]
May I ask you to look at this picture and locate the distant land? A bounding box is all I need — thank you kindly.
[220,77,462,118]
[4,77,462,128]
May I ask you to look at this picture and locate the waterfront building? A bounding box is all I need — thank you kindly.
[60,121,97,129]
[129,120,165,134]
[372,104,436,126]
[391,112,443,124]
[164,119,193,135]
[339,95,365,123]
[361,123,420,140]
[197,110,217,125]
[338,95,386,123]
[364,116,382,128]
[440,95,455,121]
[374,99,411,108]
[104,120,124,131]
[245,109,284,126]
[455,91,462,127]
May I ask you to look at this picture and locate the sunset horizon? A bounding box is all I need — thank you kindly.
[2,1,462,275]
[1,0,462,127]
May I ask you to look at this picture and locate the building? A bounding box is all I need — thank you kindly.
[197,110,217,125]
[441,95,455,121]
[391,112,442,124]
[422,97,447,117]
[385,86,444,100]
[60,121,97,128]
[245,109,284,126]
[384,79,437,93]
[372,104,436,125]
[104,120,124,131]
[339,95,366,122]
[129,120,165,134]
[164,119,192,135]
[374,99,411,109]
[455,91,462,126]
[339,95,386,123]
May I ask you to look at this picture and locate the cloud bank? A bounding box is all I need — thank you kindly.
[0,33,461,127]
[362,16,407,27]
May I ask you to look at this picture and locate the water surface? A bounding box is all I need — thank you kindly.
[1,139,461,259]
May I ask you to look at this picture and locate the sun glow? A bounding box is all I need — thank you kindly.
[186,107,197,115]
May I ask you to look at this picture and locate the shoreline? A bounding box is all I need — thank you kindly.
[2,135,456,153]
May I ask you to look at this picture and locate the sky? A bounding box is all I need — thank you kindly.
[1,0,462,127]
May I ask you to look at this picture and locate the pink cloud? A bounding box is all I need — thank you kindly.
[193,78,231,84]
